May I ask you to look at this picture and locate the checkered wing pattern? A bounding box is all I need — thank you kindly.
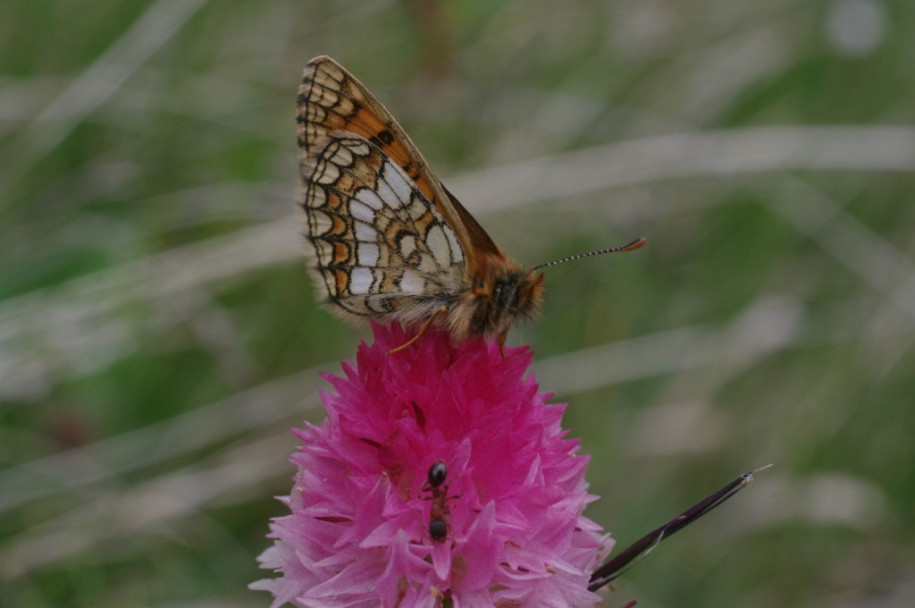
[301,132,465,319]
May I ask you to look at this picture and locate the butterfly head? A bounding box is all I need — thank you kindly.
[455,257,545,342]
[490,267,545,327]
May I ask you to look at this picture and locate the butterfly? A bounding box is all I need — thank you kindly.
[297,55,644,350]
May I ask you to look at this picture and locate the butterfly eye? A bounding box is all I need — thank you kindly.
[491,282,503,302]
[427,461,447,488]
[493,277,522,310]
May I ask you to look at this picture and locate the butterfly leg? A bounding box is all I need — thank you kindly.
[387,306,448,354]
[497,327,512,357]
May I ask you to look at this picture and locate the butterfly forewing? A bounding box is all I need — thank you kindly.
[299,57,473,253]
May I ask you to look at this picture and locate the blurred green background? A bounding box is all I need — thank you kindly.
[2,1,914,606]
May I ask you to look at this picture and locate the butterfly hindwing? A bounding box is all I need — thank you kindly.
[301,131,465,320]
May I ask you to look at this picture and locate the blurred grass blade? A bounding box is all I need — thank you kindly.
[588,465,771,592]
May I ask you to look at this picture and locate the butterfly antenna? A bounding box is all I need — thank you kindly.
[532,237,646,271]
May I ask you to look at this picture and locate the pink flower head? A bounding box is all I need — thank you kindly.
[252,323,612,607]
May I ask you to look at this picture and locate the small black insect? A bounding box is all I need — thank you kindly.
[424,460,450,542]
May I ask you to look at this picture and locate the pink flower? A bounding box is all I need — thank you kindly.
[251,323,613,607]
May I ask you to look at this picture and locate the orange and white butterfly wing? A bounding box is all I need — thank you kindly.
[299,57,446,212]
[298,57,469,323]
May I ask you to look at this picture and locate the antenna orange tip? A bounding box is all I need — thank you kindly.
[621,237,647,252]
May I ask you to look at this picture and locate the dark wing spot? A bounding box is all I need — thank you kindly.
[403,161,421,180]
[377,129,395,144]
